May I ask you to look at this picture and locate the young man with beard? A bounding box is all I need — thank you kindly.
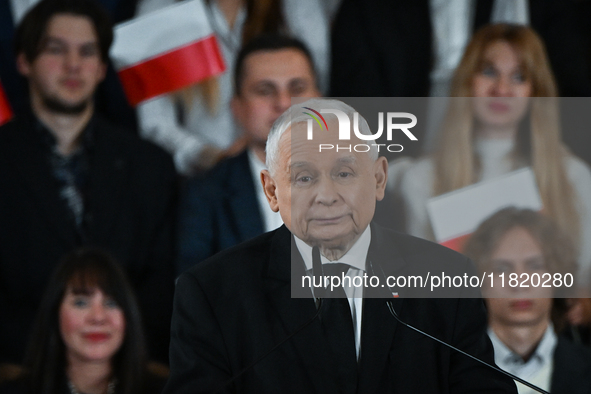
[0,0,176,365]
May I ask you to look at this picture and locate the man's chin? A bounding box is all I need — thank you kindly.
[42,96,90,115]
[303,229,359,254]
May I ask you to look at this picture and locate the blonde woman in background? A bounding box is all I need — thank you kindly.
[392,24,591,289]
[135,0,330,175]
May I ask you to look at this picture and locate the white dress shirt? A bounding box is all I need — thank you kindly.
[294,226,371,359]
[488,325,556,394]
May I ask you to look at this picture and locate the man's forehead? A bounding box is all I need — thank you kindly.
[289,155,359,170]
[243,49,313,80]
[44,14,98,43]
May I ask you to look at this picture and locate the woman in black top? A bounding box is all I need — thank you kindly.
[0,248,167,394]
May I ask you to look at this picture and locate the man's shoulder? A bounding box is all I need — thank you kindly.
[0,114,34,144]
[93,116,175,175]
[185,226,282,278]
[555,336,591,364]
[552,336,591,392]
[194,151,251,184]
[178,227,286,300]
[373,223,469,266]
[184,150,253,197]
[371,224,477,297]
[94,117,167,156]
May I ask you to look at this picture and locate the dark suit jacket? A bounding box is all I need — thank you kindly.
[164,224,517,393]
[0,113,176,363]
[331,0,591,98]
[176,150,264,275]
[551,336,591,394]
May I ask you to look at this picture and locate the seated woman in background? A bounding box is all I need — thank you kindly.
[463,207,591,394]
[0,248,167,394]
[393,23,591,288]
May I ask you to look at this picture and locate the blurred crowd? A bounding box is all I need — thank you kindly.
[1,0,591,393]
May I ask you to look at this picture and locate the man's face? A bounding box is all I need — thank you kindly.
[232,48,319,146]
[17,14,106,114]
[262,119,388,257]
[484,226,553,328]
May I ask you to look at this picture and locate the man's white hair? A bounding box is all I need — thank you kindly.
[265,98,379,175]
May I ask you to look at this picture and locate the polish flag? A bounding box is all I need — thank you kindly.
[110,0,226,106]
[427,168,543,252]
[0,80,13,126]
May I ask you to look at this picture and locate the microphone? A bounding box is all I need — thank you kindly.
[369,259,549,394]
[386,301,548,394]
[312,245,325,301]
[213,246,325,393]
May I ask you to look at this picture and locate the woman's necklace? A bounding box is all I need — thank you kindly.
[67,379,116,394]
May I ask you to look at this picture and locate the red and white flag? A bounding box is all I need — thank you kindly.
[427,168,543,252]
[110,0,226,106]
[0,79,13,126]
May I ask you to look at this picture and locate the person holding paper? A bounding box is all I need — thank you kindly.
[464,208,591,394]
[391,24,591,289]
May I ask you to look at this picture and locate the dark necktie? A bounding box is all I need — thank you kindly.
[321,263,358,393]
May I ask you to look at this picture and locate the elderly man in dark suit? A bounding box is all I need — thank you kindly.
[0,0,175,365]
[176,34,320,275]
[164,98,518,393]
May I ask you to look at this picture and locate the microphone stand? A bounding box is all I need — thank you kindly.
[370,259,549,394]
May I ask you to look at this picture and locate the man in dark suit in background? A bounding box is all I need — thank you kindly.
[176,34,320,275]
[0,0,176,365]
[164,98,518,393]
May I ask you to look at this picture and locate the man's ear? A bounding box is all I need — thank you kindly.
[374,156,388,201]
[16,53,32,76]
[261,169,279,212]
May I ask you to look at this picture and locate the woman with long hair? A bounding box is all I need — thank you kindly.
[394,24,591,287]
[0,248,167,394]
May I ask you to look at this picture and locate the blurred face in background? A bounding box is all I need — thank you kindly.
[17,14,106,115]
[60,286,125,365]
[232,48,320,147]
[484,226,553,328]
[471,40,532,133]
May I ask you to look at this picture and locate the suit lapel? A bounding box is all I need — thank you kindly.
[86,120,129,244]
[357,224,409,393]
[227,152,264,240]
[264,226,341,392]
